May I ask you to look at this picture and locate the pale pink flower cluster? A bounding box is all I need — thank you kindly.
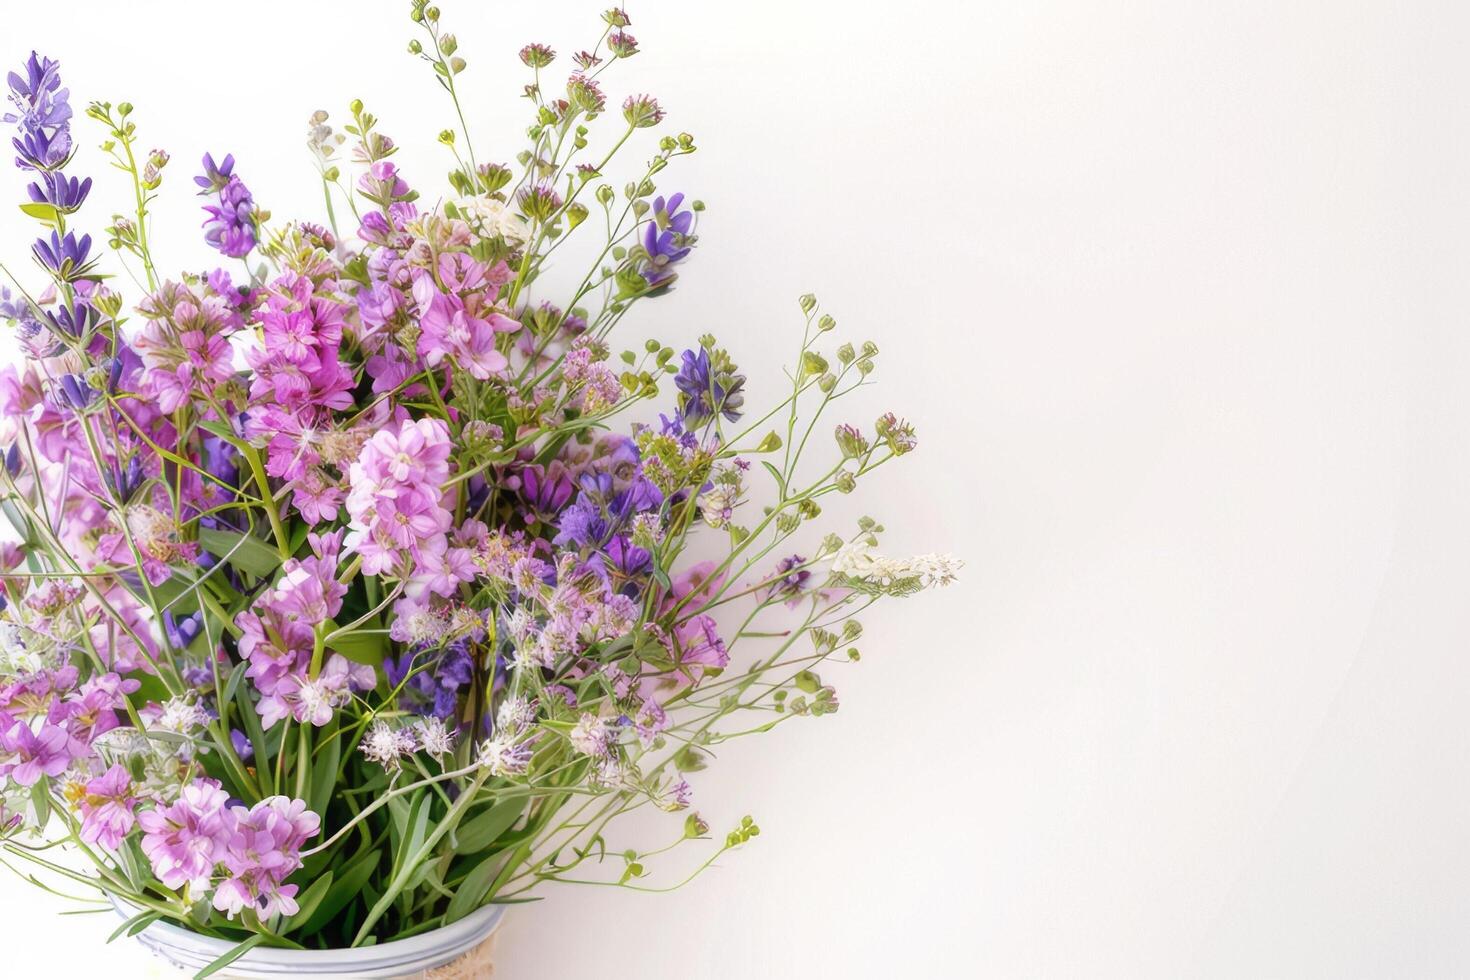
[138,778,319,918]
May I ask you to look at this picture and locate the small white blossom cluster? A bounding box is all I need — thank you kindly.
[831,541,963,592]
[360,716,460,772]
[475,694,542,778]
[452,195,531,245]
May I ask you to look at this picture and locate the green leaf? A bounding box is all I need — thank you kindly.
[673,745,709,772]
[220,661,248,715]
[307,731,341,819]
[233,679,272,795]
[107,909,162,943]
[30,781,51,829]
[389,794,431,885]
[760,461,786,497]
[19,201,60,225]
[283,871,334,931]
[194,934,265,979]
[294,849,378,937]
[455,797,526,854]
[198,528,283,578]
[327,623,388,667]
[442,853,499,925]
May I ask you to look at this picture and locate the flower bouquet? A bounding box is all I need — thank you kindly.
[0,3,959,976]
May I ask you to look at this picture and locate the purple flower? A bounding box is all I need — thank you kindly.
[766,554,813,607]
[641,193,694,286]
[673,347,745,424]
[517,462,575,518]
[138,779,234,891]
[31,230,94,280]
[5,52,72,171]
[213,796,319,919]
[53,372,95,411]
[78,764,138,850]
[44,298,98,341]
[385,641,474,720]
[197,153,257,257]
[27,170,90,211]
[0,719,74,785]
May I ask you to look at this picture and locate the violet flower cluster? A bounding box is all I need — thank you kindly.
[0,3,957,963]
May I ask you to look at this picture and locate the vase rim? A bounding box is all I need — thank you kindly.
[110,896,505,976]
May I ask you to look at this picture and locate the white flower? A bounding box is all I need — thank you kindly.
[454,196,530,245]
[360,719,417,771]
[568,712,613,758]
[477,735,533,777]
[494,695,537,736]
[832,541,962,591]
[697,483,739,530]
[414,716,457,758]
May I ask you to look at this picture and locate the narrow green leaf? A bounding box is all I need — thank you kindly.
[198,527,284,578]
[194,934,265,979]
[295,849,378,937]
[455,797,526,854]
[307,731,341,819]
[283,871,334,931]
[107,909,162,943]
[442,854,498,925]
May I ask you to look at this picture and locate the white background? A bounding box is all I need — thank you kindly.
[3,0,1469,977]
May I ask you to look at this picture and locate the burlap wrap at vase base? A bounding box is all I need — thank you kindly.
[414,930,497,979]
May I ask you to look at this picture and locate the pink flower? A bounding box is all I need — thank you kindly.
[257,655,375,729]
[52,671,141,745]
[213,796,320,920]
[292,468,343,525]
[0,719,77,785]
[78,764,138,850]
[344,417,455,574]
[138,778,234,892]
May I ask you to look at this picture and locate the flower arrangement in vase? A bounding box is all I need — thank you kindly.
[0,3,959,976]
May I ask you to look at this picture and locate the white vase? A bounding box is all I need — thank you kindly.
[110,899,505,979]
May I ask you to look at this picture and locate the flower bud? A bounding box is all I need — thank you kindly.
[834,424,868,459]
[519,43,556,68]
[607,30,639,58]
[817,313,836,332]
[835,471,857,494]
[798,293,817,315]
[622,94,664,128]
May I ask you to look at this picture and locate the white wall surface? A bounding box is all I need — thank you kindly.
[3,1,1469,977]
